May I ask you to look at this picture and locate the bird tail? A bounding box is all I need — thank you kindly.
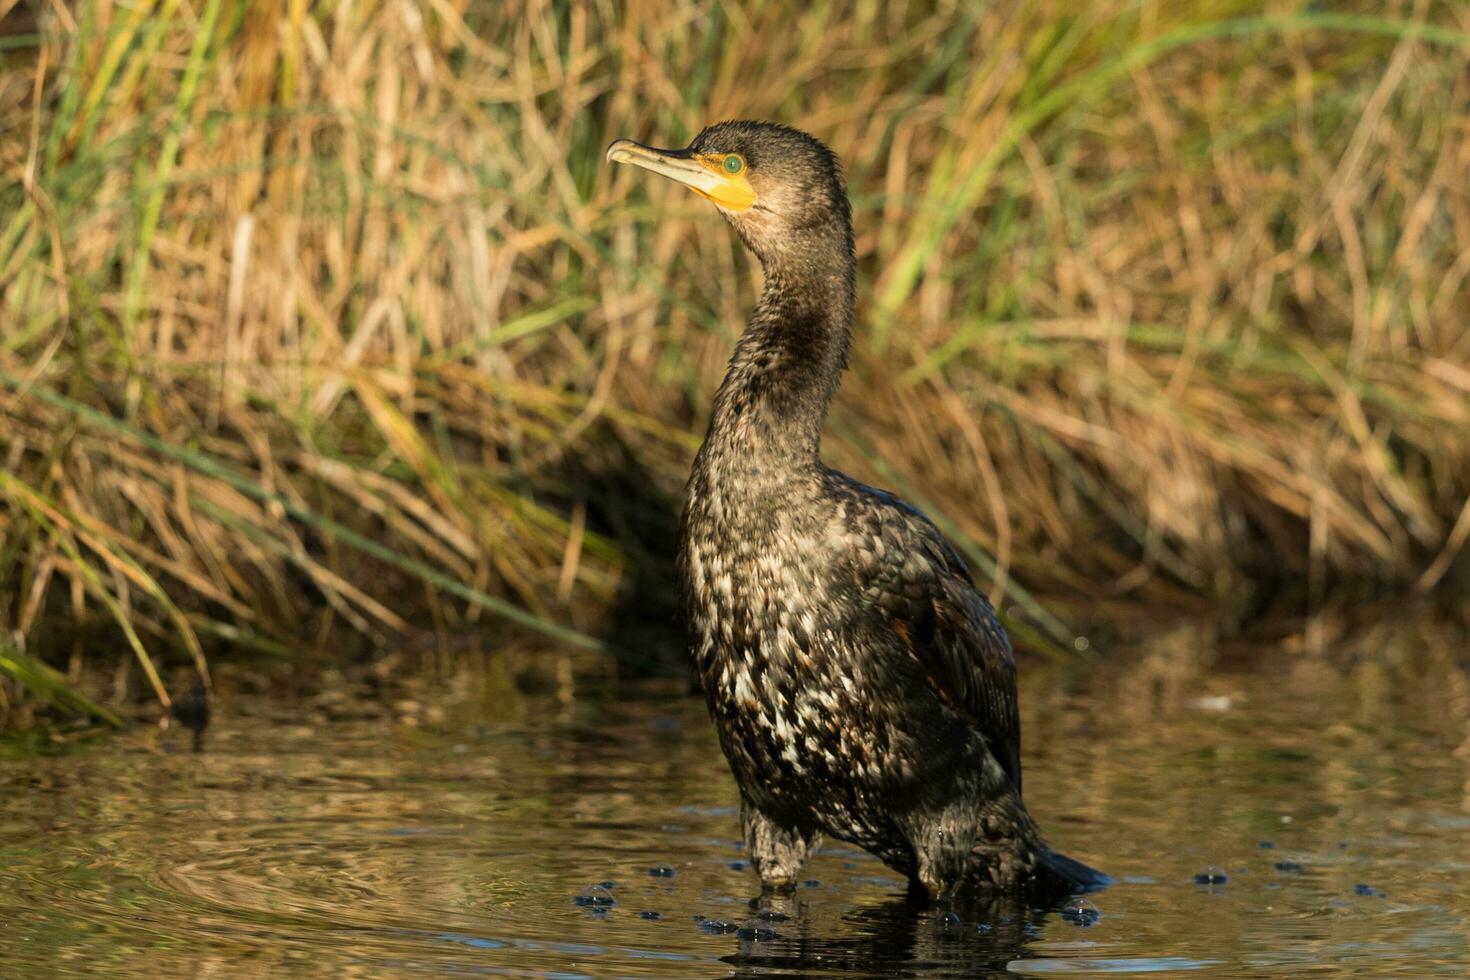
[1037,846,1111,894]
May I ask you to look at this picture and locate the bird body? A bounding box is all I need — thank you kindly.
[683,464,1035,891]
[609,121,1104,897]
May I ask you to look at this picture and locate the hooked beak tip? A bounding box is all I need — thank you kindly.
[605,139,638,165]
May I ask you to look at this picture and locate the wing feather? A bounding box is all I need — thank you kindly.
[858,487,1022,794]
[920,573,1021,794]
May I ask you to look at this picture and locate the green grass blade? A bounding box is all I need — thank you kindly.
[0,639,125,728]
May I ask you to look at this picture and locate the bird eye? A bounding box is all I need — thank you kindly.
[722,154,745,174]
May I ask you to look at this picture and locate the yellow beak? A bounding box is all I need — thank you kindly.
[606,139,756,211]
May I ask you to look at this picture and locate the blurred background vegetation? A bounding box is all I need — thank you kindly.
[0,0,1467,728]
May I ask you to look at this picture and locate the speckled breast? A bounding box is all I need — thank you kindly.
[678,478,928,845]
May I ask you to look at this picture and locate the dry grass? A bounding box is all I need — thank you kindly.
[1,0,1468,724]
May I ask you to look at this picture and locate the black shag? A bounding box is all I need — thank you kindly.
[607,121,1105,898]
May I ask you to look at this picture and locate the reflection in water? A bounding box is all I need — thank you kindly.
[0,613,1467,977]
[724,891,1048,979]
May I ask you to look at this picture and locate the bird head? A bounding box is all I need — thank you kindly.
[607,120,851,266]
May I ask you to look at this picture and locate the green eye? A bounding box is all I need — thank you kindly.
[723,154,744,174]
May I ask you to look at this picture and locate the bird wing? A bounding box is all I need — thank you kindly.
[858,488,1023,795]
[917,570,1022,796]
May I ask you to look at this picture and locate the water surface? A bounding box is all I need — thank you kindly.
[2,618,1467,977]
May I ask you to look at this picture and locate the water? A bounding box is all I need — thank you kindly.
[2,618,1468,977]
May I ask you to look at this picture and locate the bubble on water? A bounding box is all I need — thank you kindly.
[698,918,740,935]
[755,909,790,923]
[736,926,778,941]
[1193,866,1228,886]
[597,880,617,890]
[639,910,662,920]
[648,864,677,878]
[940,911,962,929]
[976,922,993,934]
[1354,883,1386,898]
[728,860,748,871]
[574,884,617,909]
[1073,636,1090,652]
[1059,897,1101,927]
[1257,840,1275,849]
[801,879,820,888]
[1273,860,1305,874]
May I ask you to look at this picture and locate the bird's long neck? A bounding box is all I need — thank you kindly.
[701,229,855,476]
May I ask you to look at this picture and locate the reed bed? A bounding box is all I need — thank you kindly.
[1,0,1468,725]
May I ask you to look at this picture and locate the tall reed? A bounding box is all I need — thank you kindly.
[1,1,1467,724]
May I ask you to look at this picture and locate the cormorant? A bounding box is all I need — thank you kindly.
[607,121,1105,898]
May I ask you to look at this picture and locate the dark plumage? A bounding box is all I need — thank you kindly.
[608,120,1105,898]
